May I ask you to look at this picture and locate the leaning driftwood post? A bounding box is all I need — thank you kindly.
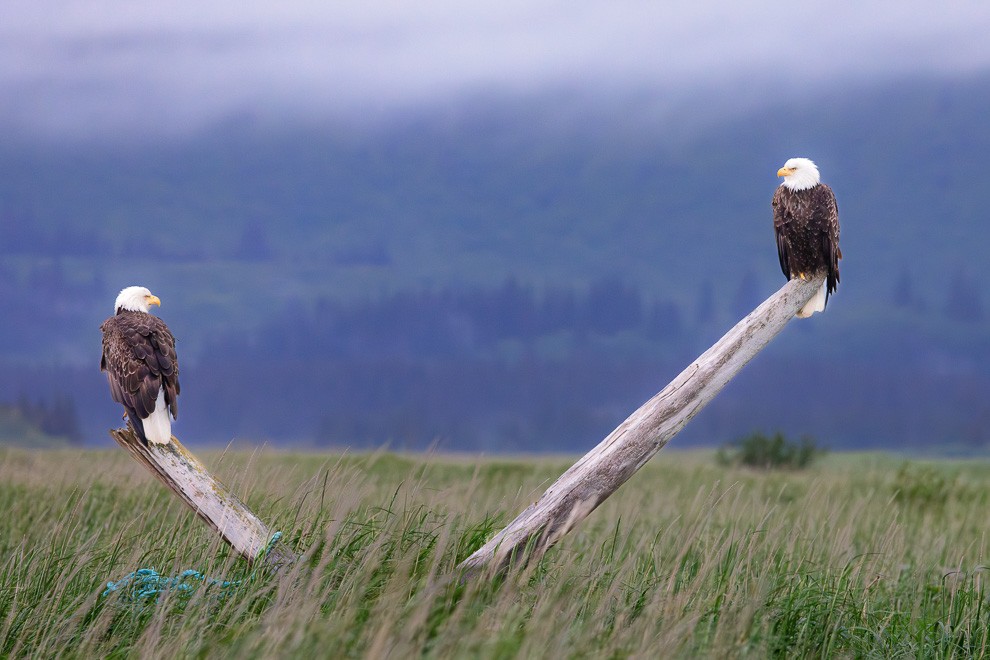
[110,428,295,568]
[458,276,825,576]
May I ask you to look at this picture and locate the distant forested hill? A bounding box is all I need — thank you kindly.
[0,74,988,450]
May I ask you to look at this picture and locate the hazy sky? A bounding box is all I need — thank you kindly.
[4,0,990,138]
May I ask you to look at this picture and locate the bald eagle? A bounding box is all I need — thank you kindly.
[100,286,180,444]
[772,157,842,318]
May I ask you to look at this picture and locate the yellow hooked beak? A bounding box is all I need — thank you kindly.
[145,295,161,307]
[777,167,794,177]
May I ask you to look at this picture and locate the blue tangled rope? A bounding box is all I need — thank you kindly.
[102,531,283,604]
[103,568,239,601]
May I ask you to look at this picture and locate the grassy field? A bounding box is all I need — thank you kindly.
[1,447,989,658]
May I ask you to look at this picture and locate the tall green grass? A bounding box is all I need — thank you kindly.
[1,448,988,657]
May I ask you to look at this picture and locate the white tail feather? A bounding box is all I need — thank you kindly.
[143,387,172,444]
[796,281,827,318]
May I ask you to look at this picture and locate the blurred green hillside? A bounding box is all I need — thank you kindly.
[0,402,79,448]
[0,74,988,449]
[1,75,988,352]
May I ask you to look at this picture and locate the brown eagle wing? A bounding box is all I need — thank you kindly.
[771,186,791,279]
[814,184,841,297]
[100,313,180,420]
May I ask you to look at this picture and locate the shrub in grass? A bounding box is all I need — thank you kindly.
[717,431,824,470]
[891,463,954,508]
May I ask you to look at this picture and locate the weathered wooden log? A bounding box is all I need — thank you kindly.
[458,275,825,577]
[109,427,295,568]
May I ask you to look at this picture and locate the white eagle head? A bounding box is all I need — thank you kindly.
[115,286,161,313]
[777,157,820,191]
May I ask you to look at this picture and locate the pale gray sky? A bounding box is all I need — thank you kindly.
[3,0,990,138]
